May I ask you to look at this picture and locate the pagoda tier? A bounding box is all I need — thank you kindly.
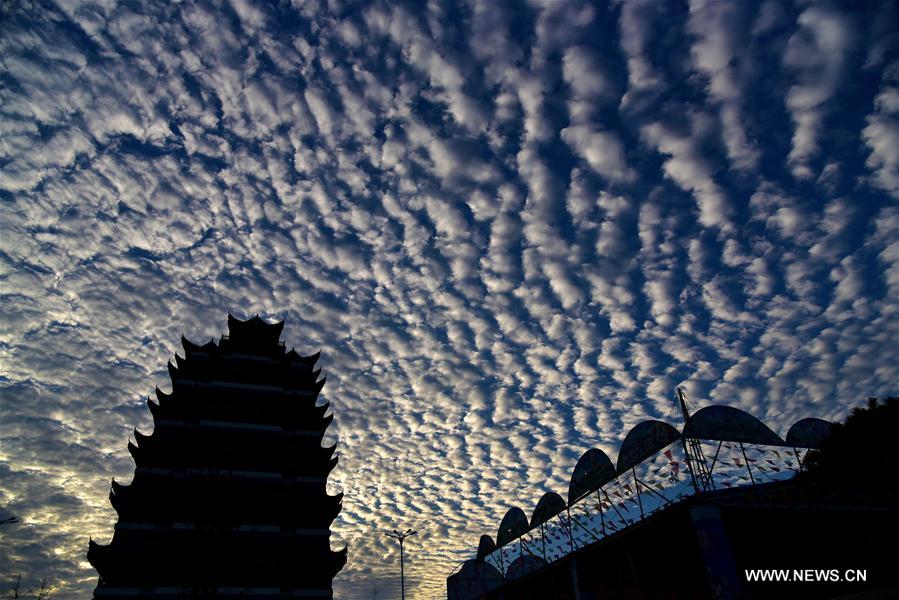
[88,315,346,599]
[151,385,332,429]
[108,473,343,527]
[88,534,343,588]
[127,419,338,474]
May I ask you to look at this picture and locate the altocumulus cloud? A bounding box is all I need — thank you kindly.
[1,0,898,598]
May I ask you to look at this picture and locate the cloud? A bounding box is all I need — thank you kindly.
[641,116,733,232]
[687,0,760,171]
[783,6,855,179]
[1,2,897,599]
[561,125,635,184]
[863,63,899,197]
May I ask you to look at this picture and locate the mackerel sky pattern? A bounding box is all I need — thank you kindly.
[1,1,898,598]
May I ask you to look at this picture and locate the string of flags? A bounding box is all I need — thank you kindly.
[485,441,803,576]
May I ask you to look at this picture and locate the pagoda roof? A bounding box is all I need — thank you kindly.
[226,313,285,347]
[286,348,321,366]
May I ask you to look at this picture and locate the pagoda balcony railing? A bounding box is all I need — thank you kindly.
[173,378,318,397]
[218,335,285,346]
[135,466,329,483]
[94,587,331,597]
[154,418,326,436]
[114,522,332,535]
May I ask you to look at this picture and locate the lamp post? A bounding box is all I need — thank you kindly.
[385,528,416,600]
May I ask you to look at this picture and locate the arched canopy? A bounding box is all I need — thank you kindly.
[786,417,833,449]
[496,507,529,547]
[505,555,547,580]
[476,535,496,560]
[568,448,616,504]
[683,405,784,446]
[458,558,502,580]
[530,492,566,528]
[617,420,681,473]
[448,560,503,599]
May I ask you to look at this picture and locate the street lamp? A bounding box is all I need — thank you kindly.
[385,528,416,600]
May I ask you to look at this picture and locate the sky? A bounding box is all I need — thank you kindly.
[1,0,898,598]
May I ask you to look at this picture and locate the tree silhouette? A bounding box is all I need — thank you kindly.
[6,576,52,600]
[801,396,899,495]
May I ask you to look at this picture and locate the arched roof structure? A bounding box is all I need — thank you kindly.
[786,417,833,449]
[496,507,529,547]
[530,492,566,528]
[616,420,681,473]
[505,555,547,580]
[682,405,784,445]
[568,448,616,504]
[476,535,496,560]
[449,560,503,599]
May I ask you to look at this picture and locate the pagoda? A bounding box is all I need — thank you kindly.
[88,315,346,598]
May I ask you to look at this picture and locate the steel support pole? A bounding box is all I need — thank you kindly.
[631,467,644,519]
[739,442,755,486]
[565,507,576,553]
[595,489,607,536]
[540,523,547,561]
[399,539,405,600]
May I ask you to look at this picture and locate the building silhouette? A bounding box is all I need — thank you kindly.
[449,395,899,599]
[88,315,346,598]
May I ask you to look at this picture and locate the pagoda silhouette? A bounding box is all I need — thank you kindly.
[88,315,346,598]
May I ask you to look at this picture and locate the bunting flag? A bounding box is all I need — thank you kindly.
[623,483,633,495]
[733,457,743,467]
[613,490,621,498]
[664,449,673,461]
[671,461,680,475]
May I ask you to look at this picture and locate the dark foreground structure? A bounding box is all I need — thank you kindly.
[88,315,346,598]
[449,395,899,599]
